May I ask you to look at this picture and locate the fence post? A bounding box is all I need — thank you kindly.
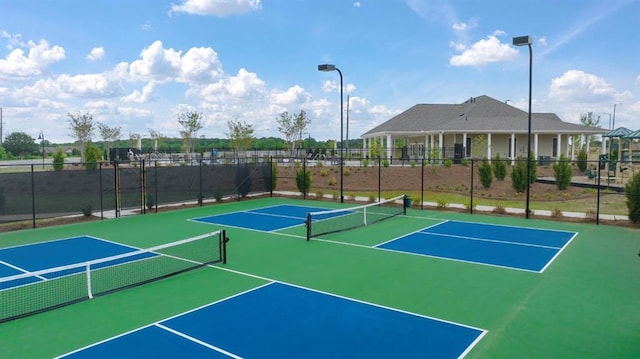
[470,159,474,214]
[99,162,104,219]
[31,164,36,229]
[378,156,381,202]
[420,155,425,210]
[596,160,601,225]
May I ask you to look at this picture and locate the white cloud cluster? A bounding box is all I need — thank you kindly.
[170,0,262,16]
[549,70,617,102]
[449,33,517,67]
[87,47,105,62]
[0,38,65,78]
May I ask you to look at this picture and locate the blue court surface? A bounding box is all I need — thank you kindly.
[191,204,340,231]
[0,236,153,289]
[59,282,486,358]
[377,220,577,272]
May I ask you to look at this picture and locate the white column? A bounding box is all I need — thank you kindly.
[534,133,539,160]
[585,134,590,153]
[510,133,516,163]
[557,134,562,160]
[487,133,492,159]
[571,136,575,160]
[438,132,443,160]
[462,133,467,157]
[386,134,392,159]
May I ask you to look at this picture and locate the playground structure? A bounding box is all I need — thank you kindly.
[599,127,640,184]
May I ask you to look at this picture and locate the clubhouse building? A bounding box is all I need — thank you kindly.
[361,95,606,163]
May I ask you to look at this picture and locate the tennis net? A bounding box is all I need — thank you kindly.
[0,230,228,323]
[306,195,407,241]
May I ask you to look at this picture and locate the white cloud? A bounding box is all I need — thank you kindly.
[353,2,361,8]
[170,0,262,16]
[449,33,517,67]
[549,70,617,102]
[452,18,478,32]
[0,39,65,78]
[179,46,223,83]
[321,80,356,94]
[122,82,156,103]
[271,85,309,105]
[87,47,105,62]
[128,41,182,82]
[636,74,640,83]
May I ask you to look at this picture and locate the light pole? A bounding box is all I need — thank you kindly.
[37,130,45,168]
[513,35,533,219]
[318,64,344,203]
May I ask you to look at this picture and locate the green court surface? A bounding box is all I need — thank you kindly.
[1,197,639,358]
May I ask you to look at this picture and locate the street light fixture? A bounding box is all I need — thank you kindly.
[318,63,344,203]
[37,130,45,168]
[513,35,533,219]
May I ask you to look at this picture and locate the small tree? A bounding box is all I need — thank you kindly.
[625,172,640,223]
[84,142,101,170]
[553,154,572,190]
[577,149,588,172]
[52,148,65,171]
[295,167,311,196]
[478,157,493,188]
[493,153,507,180]
[511,156,527,192]
[177,111,204,161]
[227,119,254,157]
[97,123,122,154]
[68,112,95,162]
[276,110,311,157]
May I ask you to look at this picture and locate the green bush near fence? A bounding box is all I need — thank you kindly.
[625,172,640,223]
[553,154,572,190]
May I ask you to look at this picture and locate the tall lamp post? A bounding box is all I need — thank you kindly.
[37,130,45,168]
[318,64,344,203]
[513,35,533,219]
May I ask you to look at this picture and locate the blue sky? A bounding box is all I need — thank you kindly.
[0,0,638,143]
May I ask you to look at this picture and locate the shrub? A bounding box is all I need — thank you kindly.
[511,156,527,192]
[328,176,337,186]
[460,158,468,167]
[478,157,493,188]
[443,159,453,167]
[410,160,416,168]
[53,147,65,171]
[344,168,351,176]
[492,205,507,214]
[553,154,572,190]
[382,159,390,167]
[84,143,101,170]
[295,168,311,195]
[316,190,324,199]
[436,199,447,208]
[80,204,92,216]
[493,153,507,180]
[320,169,328,176]
[362,159,369,167]
[625,172,640,223]
[576,148,588,172]
[551,208,563,218]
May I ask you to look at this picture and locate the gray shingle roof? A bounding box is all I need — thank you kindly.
[362,95,606,137]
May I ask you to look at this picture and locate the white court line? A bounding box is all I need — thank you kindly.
[155,323,243,359]
[538,231,579,273]
[0,260,47,281]
[414,231,563,250]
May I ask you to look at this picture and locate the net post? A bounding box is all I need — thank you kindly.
[221,230,228,264]
[403,194,407,215]
[305,213,311,241]
[86,262,93,299]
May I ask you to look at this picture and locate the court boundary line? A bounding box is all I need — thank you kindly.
[420,217,578,234]
[413,231,563,250]
[376,245,542,273]
[155,323,243,359]
[539,231,579,273]
[0,259,47,281]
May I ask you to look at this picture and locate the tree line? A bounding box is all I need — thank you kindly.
[0,110,363,160]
